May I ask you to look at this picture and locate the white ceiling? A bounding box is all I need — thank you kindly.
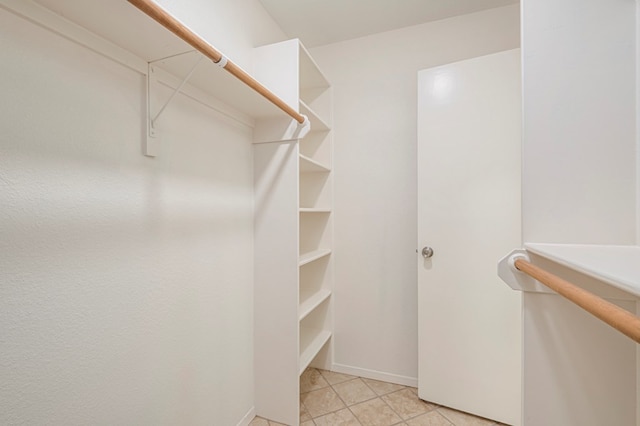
[259,0,519,47]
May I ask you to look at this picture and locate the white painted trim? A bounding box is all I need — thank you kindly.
[636,0,640,246]
[331,363,418,388]
[0,0,254,129]
[236,407,256,426]
[636,300,640,426]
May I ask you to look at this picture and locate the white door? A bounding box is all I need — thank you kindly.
[417,50,522,425]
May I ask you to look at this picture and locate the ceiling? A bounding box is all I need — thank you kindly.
[259,0,519,47]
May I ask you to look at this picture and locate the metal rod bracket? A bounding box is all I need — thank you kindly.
[144,63,159,157]
[144,54,204,157]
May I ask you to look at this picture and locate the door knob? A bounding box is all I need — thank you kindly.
[421,246,434,259]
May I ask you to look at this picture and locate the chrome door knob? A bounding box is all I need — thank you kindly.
[421,246,434,259]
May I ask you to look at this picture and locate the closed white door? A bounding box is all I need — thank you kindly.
[417,50,522,425]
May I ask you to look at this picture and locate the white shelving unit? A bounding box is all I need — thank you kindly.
[299,100,330,131]
[299,288,332,321]
[299,249,332,267]
[299,329,332,375]
[525,243,640,297]
[253,39,333,426]
[300,154,331,173]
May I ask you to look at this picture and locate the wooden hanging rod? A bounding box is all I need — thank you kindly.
[514,258,640,344]
[127,0,306,124]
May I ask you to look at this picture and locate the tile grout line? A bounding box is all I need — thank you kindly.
[354,377,439,425]
[321,375,364,424]
[315,372,366,424]
[315,372,425,426]
[311,371,394,425]
[299,369,510,426]
[338,377,371,426]
[356,377,404,425]
[304,369,503,426]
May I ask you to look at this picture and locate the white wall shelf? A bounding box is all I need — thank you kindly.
[300,154,331,173]
[300,208,331,213]
[299,249,332,266]
[299,329,332,375]
[148,51,285,120]
[15,0,286,124]
[300,100,330,132]
[299,289,332,321]
[299,43,330,94]
[525,243,640,297]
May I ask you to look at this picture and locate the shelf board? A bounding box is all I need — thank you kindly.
[525,243,640,297]
[299,154,331,173]
[299,249,332,266]
[152,53,285,120]
[28,0,286,120]
[299,100,330,132]
[299,289,331,321]
[299,328,332,375]
[299,208,331,213]
[299,42,330,91]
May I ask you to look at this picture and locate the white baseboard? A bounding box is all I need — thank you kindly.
[236,407,256,426]
[331,363,418,388]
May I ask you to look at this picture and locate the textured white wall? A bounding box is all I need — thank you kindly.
[0,1,285,424]
[310,5,520,382]
[522,0,637,244]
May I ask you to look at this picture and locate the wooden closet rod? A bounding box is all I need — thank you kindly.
[127,0,306,124]
[514,258,640,344]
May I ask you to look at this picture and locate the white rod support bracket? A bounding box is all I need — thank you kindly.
[295,114,311,139]
[214,54,228,68]
[498,249,545,293]
[508,252,529,272]
[144,63,159,157]
[148,49,197,65]
[152,54,204,125]
[144,54,204,157]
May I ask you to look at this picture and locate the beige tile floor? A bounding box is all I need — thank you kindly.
[250,368,507,426]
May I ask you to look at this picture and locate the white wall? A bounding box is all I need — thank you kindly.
[637,0,640,244]
[310,5,520,382]
[520,0,638,424]
[155,0,286,72]
[0,1,286,425]
[522,0,637,244]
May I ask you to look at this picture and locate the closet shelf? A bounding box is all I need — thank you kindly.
[26,0,286,121]
[251,35,332,425]
[299,101,330,132]
[299,208,331,213]
[300,154,331,173]
[299,42,330,92]
[149,51,288,120]
[299,329,332,375]
[525,243,640,297]
[299,249,332,266]
[299,289,332,321]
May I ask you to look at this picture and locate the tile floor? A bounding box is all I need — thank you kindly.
[250,368,507,426]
